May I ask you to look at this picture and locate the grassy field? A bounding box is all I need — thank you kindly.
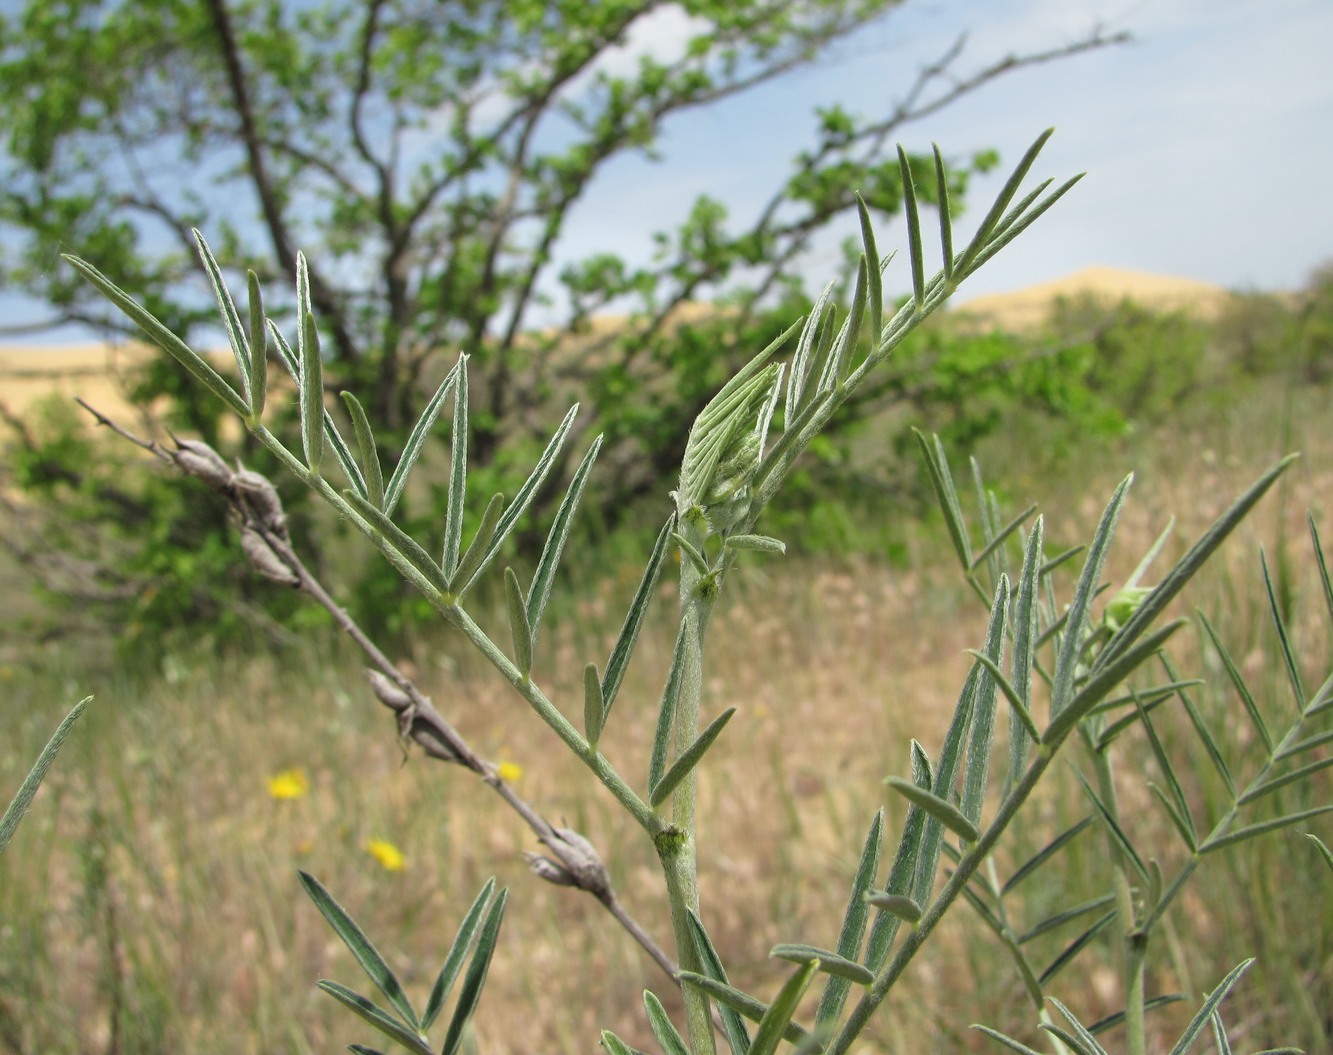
[2,369,1331,1054]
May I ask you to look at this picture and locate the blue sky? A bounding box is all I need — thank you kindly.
[3,0,1329,344]
[556,0,1333,307]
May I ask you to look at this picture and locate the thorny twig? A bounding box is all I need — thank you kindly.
[75,397,680,983]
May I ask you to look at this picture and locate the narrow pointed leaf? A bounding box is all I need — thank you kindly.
[528,437,603,637]
[677,973,810,1046]
[298,310,325,474]
[268,322,365,495]
[864,742,930,971]
[1135,694,1196,847]
[966,173,1083,277]
[441,355,470,577]
[749,960,820,1055]
[344,491,451,596]
[504,568,533,678]
[299,872,420,1031]
[966,650,1040,746]
[384,362,460,517]
[687,912,752,1055]
[0,697,90,856]
[962,577,1010,826]
[247,270,268,418]
[819,260,866,394]
[643,991,690,1055]
[1276,726,1333,760]
[453,492,506,594]
[1048,998,1110,1055]
[855,194,883,344]
[1004,817,1094,895]
[1201,805,1333,854]
[1051,475,1133,720]
[650,708,736,808]
[787,282,835,421]
[886,777,979,843]
[315,981,431,1055]
[423,879,497,1031]
[897,146,925,310]
[1161,658,1234,797]
[1309,834,1333,874]
[969,504,1038,574]
[602,518,673,722]
[816,810,883,1026]
[771,944,873,986]
[1017,894,1116,945]
[1241,753,1333,805]
[442,889,507,1055]
[583,663,605,748]
[193,230,252,402]
[1040,1024,1101,1055]
[914,430,971,568]
[1087,995,1186,1036]
[1097,455,1297,671]
[1166,960,1254,1055]
[340,392,385,510]
[1262,550,1306,708]
[1208,1008,1234,1055]
[348,1046,388,1055]
[475,405,581,581]
[970,1025,1046,1055]
[600,1031,640,1055]
[1008,518,1044,787]
[1149,784,1199,852]
[1199,614,1272,752]
[1038,910,1117,985]
[955,128,1054,275]
[649,625,688,792]
[64,254,248,417]
[865,893,921,924]
[1074,772,1147,880]
[1311,513,1333,621]
[933,145,955,281]
[725,534,786,555]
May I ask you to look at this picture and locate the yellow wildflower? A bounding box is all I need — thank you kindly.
[268,768,309,800]
[367,838,406,872]
[497,760,524,783]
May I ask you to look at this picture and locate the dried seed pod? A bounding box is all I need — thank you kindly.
[172,439,234,491]
[523,852,577,887]
[239,525,299,586]
[234,468,288,534]
[547,827,611,897]
[365,669,413,713]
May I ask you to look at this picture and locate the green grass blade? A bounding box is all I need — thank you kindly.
[650,708,736,808]
[247,270,268,419]
[299,872,420,1032]
[855,194,883,346]
[1050,475,1133,720]
[1097,455,1298,671]
[913,429,971,569]
[442,888,508,1055]
[583,663,605,749]
[885,777,979,844]
[1201,805,1333,854]
[1016,894,1116,945]
[1261,550,1307,709]
[954,128,1054,276]
[1074,770,1148,880]
[1198,614,1272,752]
[1004,816,1095,895]
[473,404,580,584]
[340,392,385,510]
[315,981,431,1055]
[771,944,873,986]
[63,254,249,417]
[897,146,925,311]
[268,322,365,496]
[602,518,673,723]
[504,568,534,679]
[644,990,691,1055]
[446,493,502,596]
[933,144,955,282]
[0,697,91,856]
[442,355,469,578]
[749,960,820,1055]
[528,436,603,638]
[686,912,753,1055]
[344,490,452,596]
[423,878,497,1031]
[1038,911,1117,986]
[384,361,460,518]
[649,625,689,793]
[816,810,883,1027]
[1166,959,1254,1055]
[193,229,252,404]
[963,577,1010,827]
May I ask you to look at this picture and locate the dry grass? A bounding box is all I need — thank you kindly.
[2,375,1331,1054]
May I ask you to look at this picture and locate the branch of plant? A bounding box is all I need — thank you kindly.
[73,398,682,984]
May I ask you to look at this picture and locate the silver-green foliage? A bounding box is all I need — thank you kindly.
[63,129,1330,1055]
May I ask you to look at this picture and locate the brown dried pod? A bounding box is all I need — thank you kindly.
[523,852,577,888]
[547,827,611,897]
[172,439,234,491]
[239,524,300,586]
[233,468,288,535]
[365,669,413,713]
